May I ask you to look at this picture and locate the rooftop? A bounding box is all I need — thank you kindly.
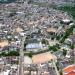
[46,27,57,33]
[63,65,75,75]
[0,40,9,48]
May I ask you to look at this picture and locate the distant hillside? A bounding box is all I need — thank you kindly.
[32,0,75,6]
[57,6,75,19]
[0,0,16,3]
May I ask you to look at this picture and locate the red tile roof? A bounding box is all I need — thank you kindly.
[63,65,75,75]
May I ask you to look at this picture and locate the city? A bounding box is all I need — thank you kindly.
[0,0,75,75]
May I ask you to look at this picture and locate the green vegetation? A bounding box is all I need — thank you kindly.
[7,51,19,56]
[0,0,16,3]
[41,39,49,45]
[48,44,60,52]
[60,25,74,43]
[28,0,33,4]
[62,49,67,56]
[31,1,75,17]
[57,6,75,19]
[70,44,74,49]
[0,51,19,56]
[0,52,7,56]
[31,1,57,9]
[56,34,63,41]
[24,52,33,58]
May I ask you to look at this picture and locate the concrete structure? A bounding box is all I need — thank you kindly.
[26,42,46,52]
[0,58,4,72]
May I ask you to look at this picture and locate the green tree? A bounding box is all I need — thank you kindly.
[70,44,75,64]
[28,52,33,58]
[63,49,67,56]
[41,39,49,45]
[7,51,19,56]
[60,25,74,43]
[48,45,59,52]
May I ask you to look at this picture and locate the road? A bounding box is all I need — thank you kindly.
[19,36,26,75]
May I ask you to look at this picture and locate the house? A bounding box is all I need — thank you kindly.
[0,40,9,48]
[0,58,4,72]
[15,27,24,33]
[63,65,75,75]
[46,27,58,40]
[60,19,73,25]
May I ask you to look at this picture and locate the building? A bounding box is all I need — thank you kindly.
[0,58,4,72]
[46,27,58,40]
[15,27,24,33]
[26,39,47,52]
[60,19,73,25]
[63,65,75,75]
[0,40,9,48]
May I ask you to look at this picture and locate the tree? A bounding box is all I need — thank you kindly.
[28,52,33,58]
[70,44,75,64]
[0,51,19,56]
[63,49,67,56]
[60,25,74,43]
[28,0,33,4]
[41,39,49,45]
[56,35,60,40]
[48,44,60,52]
[70,44,74,49]
[0,52,7,56]
[7,51,19,56]
[24,52,33,58]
